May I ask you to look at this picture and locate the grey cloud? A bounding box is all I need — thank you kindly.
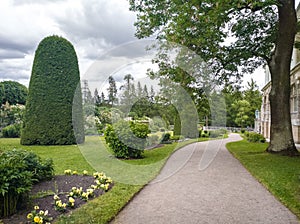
[55,0,137,59]
[0,49,26,59]
[0,36,36,55]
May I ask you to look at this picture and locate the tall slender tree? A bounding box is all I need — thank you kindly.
[21,35,84,145]
[107,76,117,106]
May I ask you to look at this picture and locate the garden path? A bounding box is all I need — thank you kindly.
[111,133,299,224]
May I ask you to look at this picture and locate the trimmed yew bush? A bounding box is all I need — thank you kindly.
[21,35,84,145]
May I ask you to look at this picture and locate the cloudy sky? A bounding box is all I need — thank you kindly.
[1,0,300,90]
[0,0,144,88]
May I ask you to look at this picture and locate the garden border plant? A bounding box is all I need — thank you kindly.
[0,149,54,218]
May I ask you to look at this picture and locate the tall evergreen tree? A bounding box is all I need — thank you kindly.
[21,35,84,145]
[94,88,101,105]
[137,81,143,98]
[107,76,117,105]
[143,85,149,98]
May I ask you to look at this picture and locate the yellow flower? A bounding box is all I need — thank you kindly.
[34,206,39,210]
[39,218,43,224]
[93,172,98,177]
[53,195,59,200]
[34,216,40,223]
[39,210,44,215]
[87,188,94,194]
[64,169,72,175]
[62,203,67,208]
[72,170,78,175]
[69,197,75,203]
[83,170,88,175]
[27,213,33,219]
[56,200,62,207]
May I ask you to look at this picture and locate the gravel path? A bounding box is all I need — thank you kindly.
[111,133,299,224]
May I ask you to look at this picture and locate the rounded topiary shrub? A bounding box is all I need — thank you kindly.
[105,120,150,159]
[21,35,84,145]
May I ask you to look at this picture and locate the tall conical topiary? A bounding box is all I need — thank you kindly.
[21,35,85,145]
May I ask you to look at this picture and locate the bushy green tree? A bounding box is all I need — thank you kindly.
[21,35,84,145]
[0,81,28,105]
[105,120,150,159]
[129,0,298,155]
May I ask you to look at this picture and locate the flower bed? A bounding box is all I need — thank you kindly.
[1,172,113,223]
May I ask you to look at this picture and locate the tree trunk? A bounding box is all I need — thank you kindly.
[267,0,299,156]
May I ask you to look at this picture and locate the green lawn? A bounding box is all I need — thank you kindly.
[0,136,202,223]
[226,139,300,219]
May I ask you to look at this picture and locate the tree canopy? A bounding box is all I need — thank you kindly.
[130,0,299,155]
[0,81,28,105]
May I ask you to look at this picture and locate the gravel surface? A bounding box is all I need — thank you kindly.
[111,134,299,224]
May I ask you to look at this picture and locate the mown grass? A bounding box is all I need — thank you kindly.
[0,136,206,223]
[226,139,300,219]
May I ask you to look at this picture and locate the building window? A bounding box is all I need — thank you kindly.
[291,84,298,112]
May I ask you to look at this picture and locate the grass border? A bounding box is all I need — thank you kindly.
[226,138,300,219]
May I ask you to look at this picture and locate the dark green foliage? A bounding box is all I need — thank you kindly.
[21,35,84,145]
[0,149,54,217]
[2,123,21,138]
[0,81,28,105]
[104,120,150,159]
[160,133,171,143]
[245,132,266,143]
[173,115,181,136]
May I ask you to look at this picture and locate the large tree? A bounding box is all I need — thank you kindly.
[21,35,84,145]
[0,81,28,105]
[130,0,299,156]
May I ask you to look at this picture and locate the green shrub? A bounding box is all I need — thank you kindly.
[245,132,266,143]
[21,35,84,145]
[2,123,21,138]
[200,130,210,138]
[209,129,227,138]
[0,149,54,217]
[105,121,150,159]
[161,133,171,143]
